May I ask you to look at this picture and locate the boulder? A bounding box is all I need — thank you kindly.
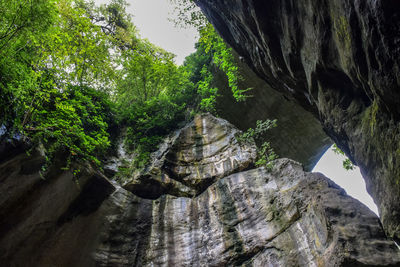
[123,113,257,198]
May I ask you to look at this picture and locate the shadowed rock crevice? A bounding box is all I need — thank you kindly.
[57,173,115,225]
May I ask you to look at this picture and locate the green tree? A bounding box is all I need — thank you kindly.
[29,85,113,170]
[1,0,114,172]
[198,24,251,103]
[38,0,116,88]
[170,0,251,112]
[117,40,179,103]
[0,0,56,52]
[169,0,207,29]
[0,0,57,128]
[114,37,197,168]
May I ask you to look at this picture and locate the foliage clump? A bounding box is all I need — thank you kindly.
[0,0,190,173]
[0,0,116,173]
[238,120,278,170]
[0,0,265,179]
[171,0,252,112]
[332,144,356,171]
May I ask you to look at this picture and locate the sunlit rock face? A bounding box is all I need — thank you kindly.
[123,113,257,198]
[93,159,400,266]
[1,115,400,266]
[195,0,400,241]
[131,160,400,266]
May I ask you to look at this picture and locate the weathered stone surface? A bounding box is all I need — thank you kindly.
[1,115,399,266]
[94,159,400,266]
[93,188,153,266]
[0,135,29,165]
[0,151,115,267]
[123,113,257,198]
[195,0,400,240]
[213,50,332,171]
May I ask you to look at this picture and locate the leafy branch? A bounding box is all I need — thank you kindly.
[332,144,356,171]
[238,119,278,170]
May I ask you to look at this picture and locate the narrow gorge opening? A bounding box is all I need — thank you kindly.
[110,0,379,215]
[2,0,399,265]
[313,145,378,215]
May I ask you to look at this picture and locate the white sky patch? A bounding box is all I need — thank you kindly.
[95,0,198,65]
[94,0,379,216]
[313,145,379,215]
[128,0,198,65]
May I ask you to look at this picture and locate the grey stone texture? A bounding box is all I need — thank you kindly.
[1,115,399,266]
[195,0,400,241]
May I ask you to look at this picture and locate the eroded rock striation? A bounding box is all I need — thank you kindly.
[95,159,400,266]
[195,0,400,241]
[1,115,399,266]
[123,114,256,198]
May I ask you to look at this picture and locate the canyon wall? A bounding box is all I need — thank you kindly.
[195,0,400,241]
[213,51,332,171]
[1,114,399,266]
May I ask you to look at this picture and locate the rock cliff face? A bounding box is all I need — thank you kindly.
[213,51,332,171]
[1,114,399,266]
[195,0,400,241]
[123,114,257,198]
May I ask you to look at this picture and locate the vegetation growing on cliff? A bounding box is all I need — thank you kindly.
[171,0,252,109]
[0,0,251,173]
[332,144,355,171]
[238,119,278,169]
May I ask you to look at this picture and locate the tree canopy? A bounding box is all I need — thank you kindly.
[0,0,251,174]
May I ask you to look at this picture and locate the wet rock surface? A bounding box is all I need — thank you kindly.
[1,115,399,266]
[195,0,400,241]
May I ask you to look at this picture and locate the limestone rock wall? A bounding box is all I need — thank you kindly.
[110,159,400,266]
[194,0,400,241]
[123,114,257,198]
[1,115,399,266]
[0,150,115,266]
[213,51,332,171]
